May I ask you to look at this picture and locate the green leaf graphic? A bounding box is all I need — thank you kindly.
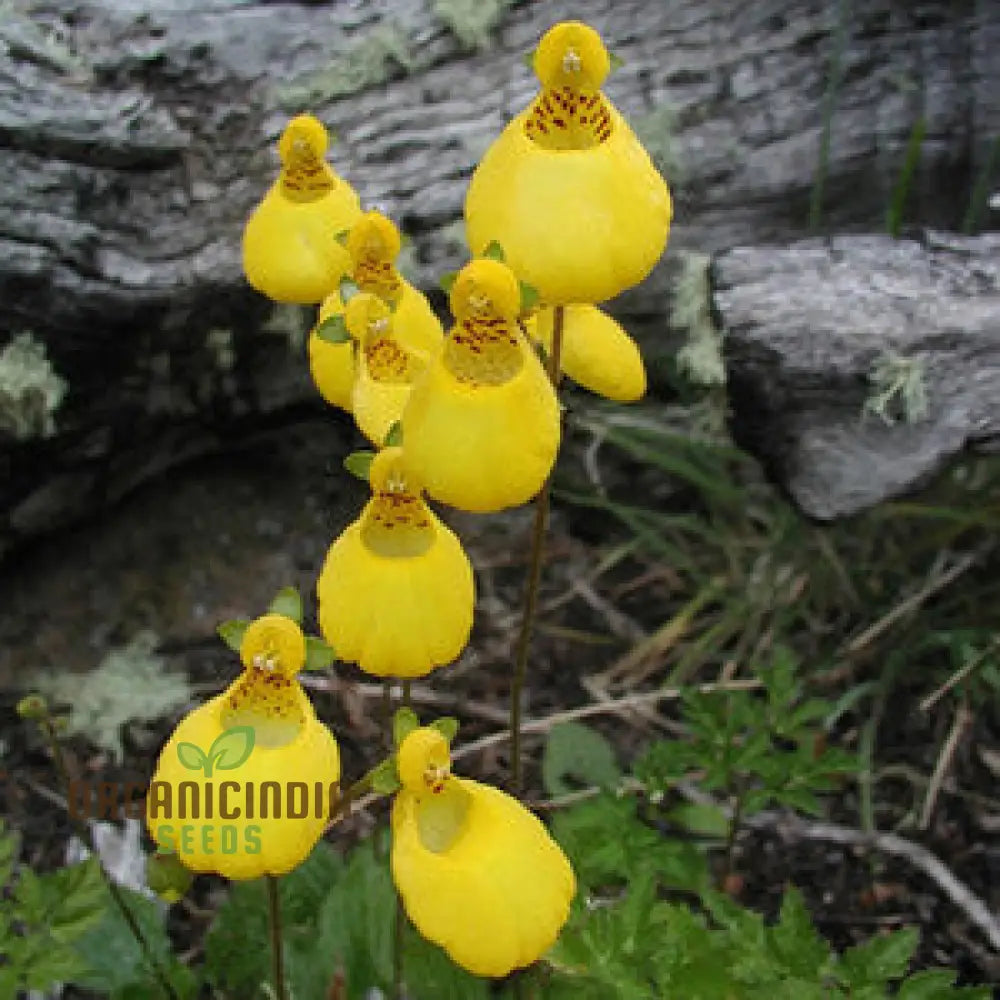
[269,586,303,624]
[217,619,249,653]
[208,727,255,772]
[176,742,208,773]
[315,314,350,344]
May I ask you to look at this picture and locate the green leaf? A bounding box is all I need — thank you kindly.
[667,802,729,838]
[519,280,540,314]
[482,240,505,262]
[429,716,459,743]
[339,276,361,302]
[334,229,351,246]
[304,636,337,671]
[315,313,351,344]
[393,707,420,747]
[403,927,490,999]
[439,271,457,294]
[384,420,404,447]
[344,450,375,482]
[542,722,621,797]
[369,758,401,795]
[44,858,108,945]
[217,619,249,653]
[0,820,18,888]
[207,726,256,771]
[175,742,208,772]
[268,585,303,624]
[839,927,919,987]
[767,887,831,980]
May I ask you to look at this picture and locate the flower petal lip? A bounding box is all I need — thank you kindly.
[465,106,672,304]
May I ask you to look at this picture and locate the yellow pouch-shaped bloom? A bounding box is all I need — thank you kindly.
[402,260,561,513]
[147,615,340,880]
[243,114,361,304]
[465,22,671,304]
[345,294,430,446]
[533,304,646,402]
[317,447,474,678]
[391,727,575,977]
[308,290,355,412]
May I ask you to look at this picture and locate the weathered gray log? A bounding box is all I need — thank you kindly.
[715,231,1000,520]
[0,0,998,556]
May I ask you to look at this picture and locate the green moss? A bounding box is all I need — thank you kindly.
[432,0,513,51]
[0,331,68,440]
[673,254,725,387]
[634,102,684,182]
[864,352,928,425]
[275,21,414,109]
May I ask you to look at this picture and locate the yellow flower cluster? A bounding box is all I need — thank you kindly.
[149,17,671,982]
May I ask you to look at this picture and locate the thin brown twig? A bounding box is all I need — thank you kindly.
[919,636,1000,712]
[919,697,974,831]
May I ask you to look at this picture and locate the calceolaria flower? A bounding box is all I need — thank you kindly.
[391,726,576,977]
[243,114,361,304]
[316,446,474,678]
[465,21,671,304]
[346,293,430,446]
[147,614,340,879]
[308,211,443,415]
[532,303,646,402]
[402,258,561,512]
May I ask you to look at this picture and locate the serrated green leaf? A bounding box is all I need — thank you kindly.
[344,450,375,482]
[542,722,621,798]
[384,420,404,447]
[304,636,337,671]
[667,802,729,838]
[429,716,459,743]
[482,240,505,262]
[369,758,401,795]
[839,926,919,987]
[217,619,249,652]
[393,707,420,747]
[439,271,457,294]
[315,314,351,344]
[896,969,958,999]
[268,586,303,624]
[207,726,255,772]
[767,887,831,980]
[45,858,108,945]
[519,281,540,314]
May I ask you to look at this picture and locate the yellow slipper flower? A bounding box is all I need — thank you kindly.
[465,21,672,304]
[391,727,576,977]
[242,114,361,304]
[401,259,561,513]
[146,614,340,880]
[532,304,646,402]
[308,289,355,411]
[345,293,430,446]
[316,447,474,678]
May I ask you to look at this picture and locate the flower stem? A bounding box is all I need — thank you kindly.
[393,680,412,1000]
[266,875,287,1000]
[30,709,181,1000]
[510,305,565,793]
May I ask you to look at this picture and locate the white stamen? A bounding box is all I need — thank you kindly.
[370,317,390,335]
[467,291,490,310]
[562,48,582,74]
[252,653,265,669]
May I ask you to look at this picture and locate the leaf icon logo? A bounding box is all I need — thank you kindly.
[176,726,256,777]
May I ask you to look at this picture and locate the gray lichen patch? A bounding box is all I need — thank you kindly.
[864,351,929,425]
[0,332,68,440]
[432,0,513,51]
[274,21,414,109]
[674,254,725,387]
[634,102,684,182]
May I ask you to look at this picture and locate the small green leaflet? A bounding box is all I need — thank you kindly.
[439,271,457,294]
[344,450,375,482]
[519,280,540,314]
[304,636,336,671]
[482,240,506,262]
[542,721,621,797]
[393,707,419,747]
[217,619,249,653]
[369,758,401,795]
[429,716,459,743]
[268,586,303,624]
[315,314,350,344]
[384,421,403,447]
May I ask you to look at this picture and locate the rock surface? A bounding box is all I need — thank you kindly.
[0,0,998,553]
[715,231,1000,520]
